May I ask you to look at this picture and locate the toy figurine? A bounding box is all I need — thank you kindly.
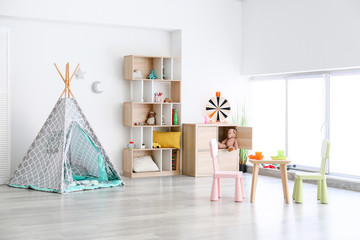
[146,111,156,125]
[148,70,157,79]
[133,69,143,79]
[153,141,161,148]
[218,129,239,152]
[164,98,170,103]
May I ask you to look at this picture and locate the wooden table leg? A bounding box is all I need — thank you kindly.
[280,165,286,199]
[250,163,260,203]
[280,164,290,204]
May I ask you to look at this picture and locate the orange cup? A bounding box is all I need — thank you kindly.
[255,152,262,160]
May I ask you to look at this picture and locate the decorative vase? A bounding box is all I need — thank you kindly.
[173,109,178,125]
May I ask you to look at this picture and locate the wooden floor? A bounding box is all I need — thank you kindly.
[1,174,360,240]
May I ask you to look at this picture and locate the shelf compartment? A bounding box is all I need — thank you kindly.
[123,148,180,178]
[124,55,162,80]
[123,102,160,127]
[171,81,181,103]
[173,58,181,80]
[163,57,173,80]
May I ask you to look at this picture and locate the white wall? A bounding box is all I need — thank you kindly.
[0,0,246,174]
[2,18,172,173]
[242,0,360,76]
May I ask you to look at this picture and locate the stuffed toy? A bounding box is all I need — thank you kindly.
[146,111,156,125]
[218,129,239,152]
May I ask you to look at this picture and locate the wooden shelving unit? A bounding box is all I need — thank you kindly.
[123,55,181,178]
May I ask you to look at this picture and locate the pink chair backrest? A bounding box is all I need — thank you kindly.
[209,138,219,173]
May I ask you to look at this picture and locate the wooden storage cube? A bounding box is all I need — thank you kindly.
[218,126,235,143]
[197,126,217,150]
[171,81,181,103]
[218,125,253,150]
[123,103,162,127]
[134,56,162,80]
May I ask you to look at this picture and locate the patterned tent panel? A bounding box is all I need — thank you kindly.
[9,99,67,191]
[9,98,123,193]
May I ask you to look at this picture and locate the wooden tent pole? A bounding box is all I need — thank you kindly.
[55,62,76,99]
[69,64,80,82]
[66,63,69,98]
[54,63,65,81]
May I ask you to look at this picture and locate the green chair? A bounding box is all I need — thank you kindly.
[292,139,330,204]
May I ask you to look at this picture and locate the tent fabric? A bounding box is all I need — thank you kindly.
[8,98,123,193]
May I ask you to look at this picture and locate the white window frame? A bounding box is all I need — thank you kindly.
[251,67,360,177]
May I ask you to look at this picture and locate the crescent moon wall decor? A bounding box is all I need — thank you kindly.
[205,91,231,122]
[92,81,103,94]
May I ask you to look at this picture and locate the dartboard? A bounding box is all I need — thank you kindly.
[206,94,231,122]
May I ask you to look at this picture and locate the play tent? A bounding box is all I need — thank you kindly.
[8,63,124,193]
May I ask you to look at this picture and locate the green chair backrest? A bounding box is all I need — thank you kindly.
[320,139,330,175]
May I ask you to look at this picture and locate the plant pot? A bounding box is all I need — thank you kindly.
[239,164,247,173]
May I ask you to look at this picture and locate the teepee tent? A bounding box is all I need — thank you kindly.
[8,63,124,193]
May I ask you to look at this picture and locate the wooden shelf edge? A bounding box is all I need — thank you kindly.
[123,170,180,178]
[124,102,181,104]
[124,79,181,82]
[123,148,180,151]
[130,125,181,128]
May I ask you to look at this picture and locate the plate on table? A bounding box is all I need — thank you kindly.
[271,156,287,160]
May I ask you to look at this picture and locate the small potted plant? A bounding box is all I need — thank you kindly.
[232,102,249,172]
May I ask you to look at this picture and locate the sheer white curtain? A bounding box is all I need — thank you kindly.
[0,29,10,184]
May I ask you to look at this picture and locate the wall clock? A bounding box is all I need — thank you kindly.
[205,92,231,122]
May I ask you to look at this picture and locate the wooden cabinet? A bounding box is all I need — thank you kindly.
[182,123,252,177]
[123,55,182,178]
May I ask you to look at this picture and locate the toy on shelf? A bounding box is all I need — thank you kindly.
[206,91,231,122]
[164,98,170,103]
[127,141,136,149]
[173,109,178,125]
[153,141,161,148]
[133,69,143,79]
[154,92,162,102]
[148,69,157,79]
[146,111,156,125]
[218,129,238,152]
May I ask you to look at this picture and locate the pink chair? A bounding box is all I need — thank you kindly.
[209,138,245,202]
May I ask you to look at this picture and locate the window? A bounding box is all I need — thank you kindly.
[251,79,285,157]
[330,74,360,176]
[287,77,325,169]
[251,70,360,178]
